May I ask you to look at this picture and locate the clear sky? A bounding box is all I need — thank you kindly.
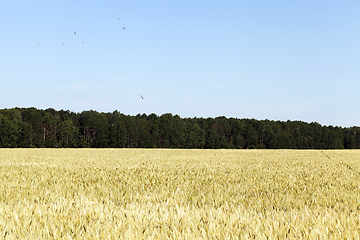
[1,0,359,127]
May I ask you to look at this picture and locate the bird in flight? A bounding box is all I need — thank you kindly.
[74,32,76,34]
[118,18,120,20]
[140,95,144,99]
[82,42,84,44]
[122,27,125,30]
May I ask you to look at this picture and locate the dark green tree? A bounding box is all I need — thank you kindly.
[0,115,18,147]
[57,119,78,147]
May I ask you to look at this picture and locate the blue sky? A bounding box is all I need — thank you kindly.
[1,0,359,127]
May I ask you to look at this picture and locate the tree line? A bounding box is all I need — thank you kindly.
[0,107,359,149]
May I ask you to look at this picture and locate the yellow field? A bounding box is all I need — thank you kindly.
[0,149,360,239]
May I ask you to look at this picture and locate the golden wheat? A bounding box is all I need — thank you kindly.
[0,149,360,239]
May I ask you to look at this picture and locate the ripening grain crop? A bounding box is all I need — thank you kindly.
[0,149,360,239]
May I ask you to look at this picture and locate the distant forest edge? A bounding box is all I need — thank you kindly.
[0,107,359,149]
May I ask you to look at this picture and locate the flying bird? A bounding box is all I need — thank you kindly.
[74,32,76,34]
[118,18,120,20]
[140,95,144,99]
[122,27,125,30]
[82,42,84,44]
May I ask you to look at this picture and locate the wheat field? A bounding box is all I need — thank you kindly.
[0,149,360,239]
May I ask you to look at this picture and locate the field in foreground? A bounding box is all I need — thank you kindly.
[0,149,360,239]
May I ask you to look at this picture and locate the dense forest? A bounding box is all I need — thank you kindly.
[0,107,359,149]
